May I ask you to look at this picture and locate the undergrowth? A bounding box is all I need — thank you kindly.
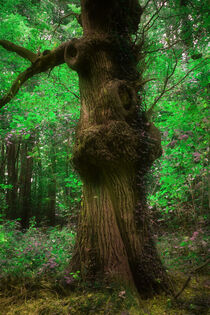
[0,218,76,282]
[0,219,209,314]
[155,228,209,272]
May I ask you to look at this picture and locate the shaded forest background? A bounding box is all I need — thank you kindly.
[0,0,208,228]
[0,1,209,313]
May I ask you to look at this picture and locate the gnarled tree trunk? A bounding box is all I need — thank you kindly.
[66,0,170,297]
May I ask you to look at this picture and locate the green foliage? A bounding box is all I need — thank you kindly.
[156,229,209,271]
[0,0,82,224]
[0,219,76,280]
[147,69,209,225]
[142,0,209,227]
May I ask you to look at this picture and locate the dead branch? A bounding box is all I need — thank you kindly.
[144,40,182,54]
[147,49,178,118]
[174,259,210,299]
[51,75,80,100]
[53,12,82,36]
[143,0,152,11]
[0,42,67,108]
[135,77,156,89]
[143,0,167,33]
[146,58,208,118]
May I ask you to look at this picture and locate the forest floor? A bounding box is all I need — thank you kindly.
[0,270,209,314]
[0,225,209,314]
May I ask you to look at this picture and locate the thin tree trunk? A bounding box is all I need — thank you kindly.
[0,143,7,213]
[46,145,56,226]
[6,141,19,220]
[18,139,33,228]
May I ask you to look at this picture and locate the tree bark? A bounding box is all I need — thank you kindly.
[18,139,34,228]
[66,0,170,297]
[6,141,19,220]
[46,145,57,226]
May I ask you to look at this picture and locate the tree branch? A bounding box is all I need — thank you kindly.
[0,40,37,63]
[0,42,67,108]
[135,77,156,89]
[143,0,152,11]
[174,258,210,299]
[135,1,166,54]
[143,0,166,32]
[147,49,178,118]
[53,12,82,36]
[163,61,209,94]
[146,58,208,118]
[51,75,80,100]
[144,40,182,54]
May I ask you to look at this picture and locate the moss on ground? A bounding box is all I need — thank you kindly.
[0,273,209,314]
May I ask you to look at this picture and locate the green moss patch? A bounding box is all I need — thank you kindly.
[1,272,209,314]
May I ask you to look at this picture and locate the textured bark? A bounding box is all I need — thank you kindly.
[46,146,57,226]
[6,141,19,220]
[66,0,170,297]
[18,139,34,228]
[0,143,6,183]
[0,143,7,213]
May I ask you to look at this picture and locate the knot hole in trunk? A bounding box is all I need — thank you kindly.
[65,39,90,73]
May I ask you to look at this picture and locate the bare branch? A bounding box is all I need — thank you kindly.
[174,258,210,299]
[0,42,67,108]
[144,40,182,54]
[51,75,80,100]
[135,77,156,89]
[147,50,178,118]
[164,61,209,94]
[135,1,166,55]
[0,40,37,63]
[144,14,159,32]
[147,59,208,118]
[143,0,166,32]
[143,0,152,11]
[53,12,82,36]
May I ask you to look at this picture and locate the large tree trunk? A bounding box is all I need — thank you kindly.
[66,0,170,297]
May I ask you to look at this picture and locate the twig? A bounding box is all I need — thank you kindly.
[174,259,210,299]
[135,78,156,89]
[51,75,80,100]
[144,40,181,54]
[142,0,166,32]
[53,12,82,36]
[143,0,152,11]
[147,49,179,118]
[147,59,208,118]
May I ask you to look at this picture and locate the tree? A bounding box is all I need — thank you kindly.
[1,0,190,296]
